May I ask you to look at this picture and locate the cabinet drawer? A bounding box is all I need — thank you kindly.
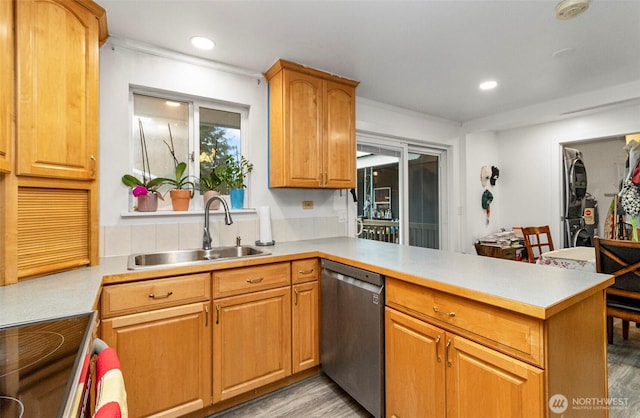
[292,259,319,283]
[386,278,543,366]
[213,262,291,298]
[101,273,211,318]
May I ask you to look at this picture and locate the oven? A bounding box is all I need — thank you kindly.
[0,311,97,418]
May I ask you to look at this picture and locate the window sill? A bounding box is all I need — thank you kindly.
[120,208,257,218]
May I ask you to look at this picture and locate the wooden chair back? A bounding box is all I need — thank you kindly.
[521,226,554,263]
[594,237,640,343]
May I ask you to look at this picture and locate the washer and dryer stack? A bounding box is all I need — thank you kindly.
[563,147,597,247]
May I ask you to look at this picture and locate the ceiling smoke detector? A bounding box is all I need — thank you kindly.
[556,0,590,20]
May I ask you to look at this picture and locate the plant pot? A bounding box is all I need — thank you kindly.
[229,188,244,209]
[136,194,158,212]
[169,189,191,211]
[203,190,221,210]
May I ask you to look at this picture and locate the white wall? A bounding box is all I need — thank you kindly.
[98,39,462,256]
[461,104,640,254]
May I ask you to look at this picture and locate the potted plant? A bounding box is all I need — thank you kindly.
[155,125,196,211]
[215,154,254,209]
[199,149,223,210]
[156,161,196,211]
[121,119,164,212]
[199,171,223,210]
[121,175,165,212]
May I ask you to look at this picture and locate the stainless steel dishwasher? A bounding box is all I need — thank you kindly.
[320,258,384,418]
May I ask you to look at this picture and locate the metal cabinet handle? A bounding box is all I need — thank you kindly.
[445,338,453,367]
[149,291,173,299]
[205,305,209,327]
[435,335,442,363]
[90,155,96,176]
[246,277,264,284]
[215,304,220,325]
[294,288,299,305]
[299,268,314,275]
[433,306,456,317]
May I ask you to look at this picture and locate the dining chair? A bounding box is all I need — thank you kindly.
[594,237,640,344]
[521,225,554,263]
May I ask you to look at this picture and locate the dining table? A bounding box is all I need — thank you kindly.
[537,246,596,272]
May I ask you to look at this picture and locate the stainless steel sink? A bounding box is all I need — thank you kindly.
[127,246,270,270]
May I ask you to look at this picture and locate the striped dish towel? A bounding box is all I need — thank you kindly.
[93,339,128,418]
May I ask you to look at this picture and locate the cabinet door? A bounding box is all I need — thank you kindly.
[385,307,446,418]
[16,0,99,179]
[292,280,319,373]
[101,302,212,418]
[323,80,356,188]
[445,334,544,418]
[282,69,323,187]
[0,0,12,173]
[213,286,292,402]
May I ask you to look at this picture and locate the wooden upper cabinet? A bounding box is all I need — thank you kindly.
[15,0,107,180]
[265,59,358,188]
[0,0,13,173]
[324,80,356,188]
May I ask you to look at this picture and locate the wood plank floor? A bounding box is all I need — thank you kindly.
[607,320,640,418]
[210,319,640,418]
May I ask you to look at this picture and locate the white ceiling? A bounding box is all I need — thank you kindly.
[99,0,640,123]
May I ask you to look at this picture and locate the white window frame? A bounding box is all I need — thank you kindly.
[128,87,250,211]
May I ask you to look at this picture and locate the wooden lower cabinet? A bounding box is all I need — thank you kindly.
[101,302,212,418]
[386,307,544,418]
[292,280,319,373]
[213,286,292,402]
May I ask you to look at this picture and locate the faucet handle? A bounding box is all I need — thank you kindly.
[236,236,241,247]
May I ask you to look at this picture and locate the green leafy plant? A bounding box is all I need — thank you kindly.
[199,171,222,193]
[155,124,196,196]
[156,161,196,195]
[215,154,254,190]
[121,119,164,199]
[198,148,223,193]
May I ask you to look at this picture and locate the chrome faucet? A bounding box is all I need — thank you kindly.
[203,196,233,250]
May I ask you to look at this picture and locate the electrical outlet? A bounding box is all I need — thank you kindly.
[302,200,314,209]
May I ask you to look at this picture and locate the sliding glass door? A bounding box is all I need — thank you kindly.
[356,137,446,249]
[356,143,401,243]
[407,150,441,249]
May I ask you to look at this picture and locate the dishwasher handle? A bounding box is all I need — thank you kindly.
[323,269,384,296]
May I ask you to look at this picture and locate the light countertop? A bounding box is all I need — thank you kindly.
[0,237,613,327]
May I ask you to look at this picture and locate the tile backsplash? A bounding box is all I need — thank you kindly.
[100,216,346,258]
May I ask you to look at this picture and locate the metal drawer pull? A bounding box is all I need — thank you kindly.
[299,268,314,275]
[435,335,442,363]
[246,277,264,284]
[445,338,453,367]
[433,306,456,317]
[149,291,173,299]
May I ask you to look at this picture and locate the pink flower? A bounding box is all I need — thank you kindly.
[132,185,149,197]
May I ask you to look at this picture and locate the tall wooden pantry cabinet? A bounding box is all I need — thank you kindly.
[1,0,108,284]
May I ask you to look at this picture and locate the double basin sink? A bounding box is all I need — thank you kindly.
[128,245,270,270]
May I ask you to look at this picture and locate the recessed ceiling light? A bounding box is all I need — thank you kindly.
[191,36,215,50]
[479,80,498,91]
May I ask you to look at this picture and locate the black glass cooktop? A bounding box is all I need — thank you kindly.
[0,312,94,418]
